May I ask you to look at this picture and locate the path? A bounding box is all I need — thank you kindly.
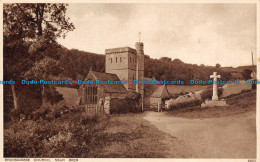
[143,111,256,158]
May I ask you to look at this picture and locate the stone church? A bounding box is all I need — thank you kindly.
[78,42,146,113]
[77,41,170,113]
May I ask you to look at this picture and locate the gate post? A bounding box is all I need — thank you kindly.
[104,96,111,114]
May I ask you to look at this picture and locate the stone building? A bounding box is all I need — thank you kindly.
[105,42,144,100]
[78,70,127,105]
[78,42,145,113]
[144,84,170,110]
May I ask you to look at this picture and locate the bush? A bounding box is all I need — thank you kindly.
[169,100,201,110]
[4,112,104,157]
[109,92,141,114]
[200,88,223,100]
[110,98,140,114]
[242,69,253,80]
[45,85,64,105]
[31,100,70,121]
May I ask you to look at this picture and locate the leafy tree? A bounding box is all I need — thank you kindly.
[4,3,75,120]
[159,57,172,63]
[242,69,252,80]
[216,63,221,68]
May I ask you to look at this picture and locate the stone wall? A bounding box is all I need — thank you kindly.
[166,81,253,109]
[221,81,252,98]
[166,92,201,109]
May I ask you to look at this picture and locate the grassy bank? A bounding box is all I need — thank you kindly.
[4,112,185,158]
[167,90,256,118]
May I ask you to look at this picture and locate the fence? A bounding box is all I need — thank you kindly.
[77,104,104,116]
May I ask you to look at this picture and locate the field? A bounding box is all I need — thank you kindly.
[55,87,78,107]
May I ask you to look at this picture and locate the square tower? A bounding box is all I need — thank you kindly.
[105,47,137,91]
[105,42,145,103]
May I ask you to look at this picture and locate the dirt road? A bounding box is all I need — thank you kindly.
[143,111,256,158]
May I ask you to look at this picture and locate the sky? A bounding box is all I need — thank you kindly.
[57,3,257,67]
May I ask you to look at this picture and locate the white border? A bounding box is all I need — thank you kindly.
[1,0,259,161]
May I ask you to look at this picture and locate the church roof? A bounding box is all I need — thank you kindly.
[83,71,127,93]
[145,84,169,98]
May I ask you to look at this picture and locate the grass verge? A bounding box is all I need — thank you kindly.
[4,112,187,158]
[167,90,256,118]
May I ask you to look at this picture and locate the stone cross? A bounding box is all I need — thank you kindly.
[210,72,221,101]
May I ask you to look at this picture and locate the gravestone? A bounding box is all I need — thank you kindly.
[201,72,228,108]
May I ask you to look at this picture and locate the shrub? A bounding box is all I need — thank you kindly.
[126,91,141,101]
[169,100,201,110]
[109,92,141,114]
[200,88,223,100]
[110,98,140,114]
[45,85,64,105]
[4,112,104,158]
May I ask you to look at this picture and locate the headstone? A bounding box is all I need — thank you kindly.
[201,72,228,107]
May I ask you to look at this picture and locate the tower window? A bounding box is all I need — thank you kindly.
[120,57,122,63]
[111,58,112,63]
[116,57,117,63]
[130,57,131,63]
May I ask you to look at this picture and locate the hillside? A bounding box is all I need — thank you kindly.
[57,47,252,83]
[221,65,256,73]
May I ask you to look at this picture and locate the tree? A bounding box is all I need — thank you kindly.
[4,3,75,120]
[216,63,221,68]
[242,69,252,80]
[159,57,172,63]
[4,4,74,43]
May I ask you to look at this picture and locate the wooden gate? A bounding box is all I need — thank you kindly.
[84,104,104,115]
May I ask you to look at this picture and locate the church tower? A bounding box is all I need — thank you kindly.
[105,46,137,91]
[105,42,145,103]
